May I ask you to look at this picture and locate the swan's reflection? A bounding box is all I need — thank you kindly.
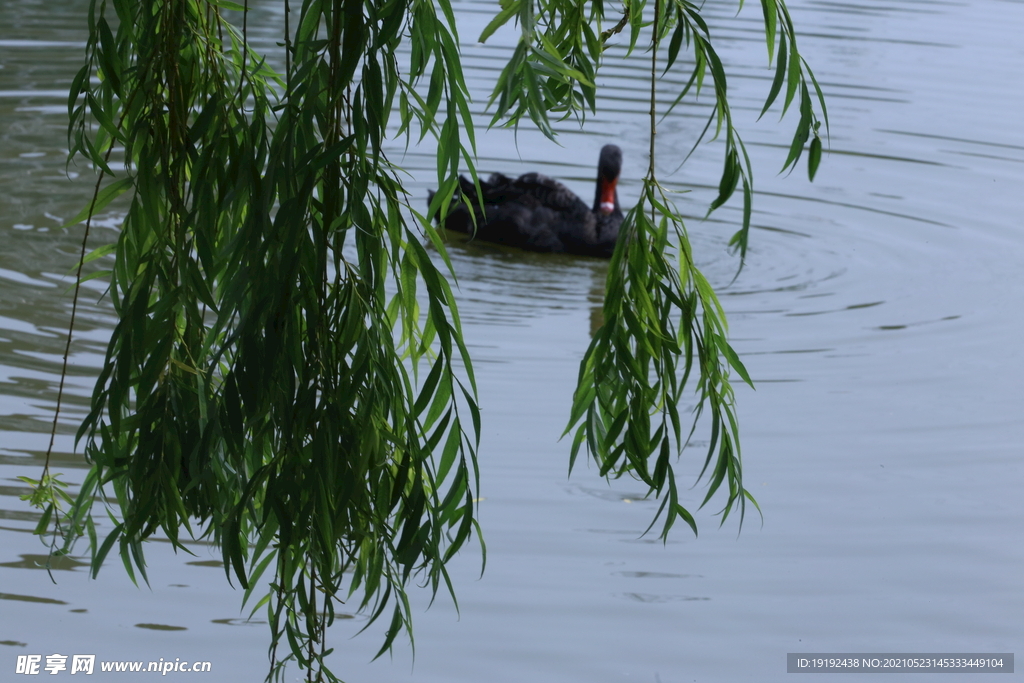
[430,231,610,339]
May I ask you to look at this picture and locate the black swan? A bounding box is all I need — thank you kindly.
[430,144,624,258]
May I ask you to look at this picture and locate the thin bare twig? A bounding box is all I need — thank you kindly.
[601,6,630,42]
[43,140,118,538]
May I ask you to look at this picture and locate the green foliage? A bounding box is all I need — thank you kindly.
[558,0,819,538]
[59,0,481,678]
[34,0,825,680]
[567,182,757,540]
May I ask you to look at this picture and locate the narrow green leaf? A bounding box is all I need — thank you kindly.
[808,135,822,181]
[63,177,133,229]
[759,31,786,119]
[479,1,520,43]
[762,0,778,62]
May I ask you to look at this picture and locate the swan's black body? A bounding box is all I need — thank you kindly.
[431,145,624,258]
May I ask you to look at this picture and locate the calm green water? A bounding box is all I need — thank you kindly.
[2,1,1022,681]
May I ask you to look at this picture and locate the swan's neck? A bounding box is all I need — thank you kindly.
[594,176,619,215]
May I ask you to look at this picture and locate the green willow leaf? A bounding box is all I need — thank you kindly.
[62,177,133,228]
[762,0,778,61]
[760,31,787,119]
[479,1,519,42]
[808,134,823,181]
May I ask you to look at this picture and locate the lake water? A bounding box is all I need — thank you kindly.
[1,0,1022,681]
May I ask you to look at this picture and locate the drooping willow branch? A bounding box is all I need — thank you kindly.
[480,0,825,536]
[40,1,482,681]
